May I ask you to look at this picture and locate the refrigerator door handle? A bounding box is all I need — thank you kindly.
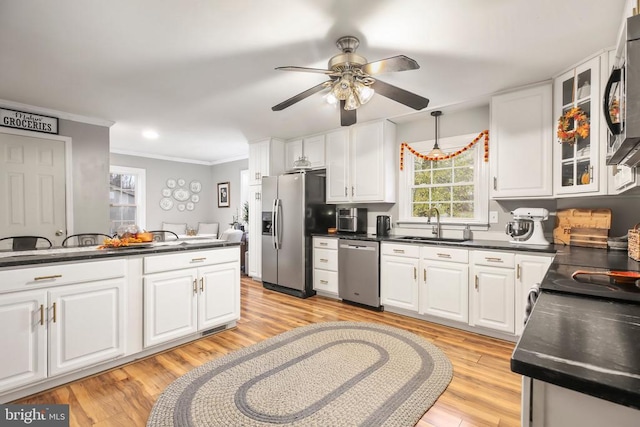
[275,198,282,249]
[271,198,278,250]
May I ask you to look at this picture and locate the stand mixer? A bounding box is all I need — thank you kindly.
[505,208,551,245]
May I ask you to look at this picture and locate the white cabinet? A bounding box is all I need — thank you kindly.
[312,237,339,295]
[248,138,285,185]
[490,83,553,198]
[326,120,397,203]
[143,248,240,348]
[247,185,262,279]
[419,246,469,323]
[0,260,126,393]
[553,55,605,196]
[470,251,515,334]
[514,254,553,336]
[285,134,325,171]
[608,163,640,194]
[380,243,420,311]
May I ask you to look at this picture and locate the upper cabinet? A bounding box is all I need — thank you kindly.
[490,83,553,198]
[248,138,285,186]
[284,134,325,171]
[326,120,397,203]
[553,55,606,196]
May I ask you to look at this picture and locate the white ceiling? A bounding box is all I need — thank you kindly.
[0,0,626,164]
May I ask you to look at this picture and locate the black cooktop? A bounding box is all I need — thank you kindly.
[541,263,640,304]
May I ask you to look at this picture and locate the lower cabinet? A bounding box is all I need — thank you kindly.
[380,244,420,311]
[470,251,516,334]
[312,237,339,295]
[143,248,240,348]
[0,261,126,394]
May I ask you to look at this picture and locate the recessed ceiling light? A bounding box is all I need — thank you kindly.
[142,130,159,139]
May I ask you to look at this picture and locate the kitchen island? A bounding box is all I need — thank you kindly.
[0,240,241,403]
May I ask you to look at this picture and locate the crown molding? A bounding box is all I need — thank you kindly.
[0,98,115,127]
[110,149,248,166]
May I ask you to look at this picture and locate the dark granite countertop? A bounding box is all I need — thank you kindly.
[511,292,640,409]
[0,240,240,268]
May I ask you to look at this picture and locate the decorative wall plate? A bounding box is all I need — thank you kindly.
[190,180,202,193]
[161,188,172,197]
[173,188,190,202]
[186,202,195,211]
[177,204,186,212]
[177,178,186,187]
[191,194,200,203]
[166,178,176,188]
[159,198,174,210]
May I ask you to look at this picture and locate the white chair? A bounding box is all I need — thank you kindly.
[197,222,219,238]
[219,229,243,242]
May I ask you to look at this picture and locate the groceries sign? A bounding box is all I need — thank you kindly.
[0,108,58,134]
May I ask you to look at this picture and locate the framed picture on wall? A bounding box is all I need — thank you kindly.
[217,182,230,207]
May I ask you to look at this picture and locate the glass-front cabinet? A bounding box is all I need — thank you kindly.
[553,56,602,195]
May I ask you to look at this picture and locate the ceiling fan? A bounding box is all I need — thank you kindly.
[272,36,429,126]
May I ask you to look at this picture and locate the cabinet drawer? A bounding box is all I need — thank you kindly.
[313,269,338,294]
[313,237,338,250]
[314,248,338,271]
[421,246,468,263]
[381,243,420,258]
[144,248,239,274]
[472,250,515,268]
[0,259,126,294]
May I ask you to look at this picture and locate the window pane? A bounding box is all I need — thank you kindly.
[412,188,430,201]
[414,158,430,171]
[433,203,451,217]
[432,169,452,184]
[110,173,121,187]
[412,203,431,217]
[454,151,474,166]
[432,158,452,169]
[453,185,474,201]
[110,206,122,220]
[454,167,474,183]
[452,203,474,218]
[431,187,451,202]
[123,207,137,221]
[414,171,431,185]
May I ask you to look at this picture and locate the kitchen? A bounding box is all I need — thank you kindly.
[1,1,640,426]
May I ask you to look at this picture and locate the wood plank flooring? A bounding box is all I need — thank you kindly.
[15,276,521,426]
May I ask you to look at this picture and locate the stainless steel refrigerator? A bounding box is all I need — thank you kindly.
[261,172,335,298]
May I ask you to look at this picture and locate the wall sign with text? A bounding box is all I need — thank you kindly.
[0,108,59,134]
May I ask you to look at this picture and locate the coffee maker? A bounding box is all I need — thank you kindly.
[505,207,550,245]
[376,215,391,237]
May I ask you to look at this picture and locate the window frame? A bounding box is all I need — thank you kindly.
[109,165,146,233]
[398,133,489,225]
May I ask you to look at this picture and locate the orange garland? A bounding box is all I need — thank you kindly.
[400,130,489,171]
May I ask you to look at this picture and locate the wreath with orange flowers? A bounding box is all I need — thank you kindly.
[557,107,590,144]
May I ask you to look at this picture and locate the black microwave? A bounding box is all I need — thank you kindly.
[605,14,640,166]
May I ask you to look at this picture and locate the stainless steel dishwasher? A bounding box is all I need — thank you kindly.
[338,239,381,310]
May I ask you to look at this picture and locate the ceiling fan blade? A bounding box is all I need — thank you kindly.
[272,81,330,111]
[371,79,429,110]
[361,55,420,75]
[340,101,357,126]
[275,66,334,74]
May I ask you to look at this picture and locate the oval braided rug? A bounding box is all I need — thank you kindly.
[147,321,453,427]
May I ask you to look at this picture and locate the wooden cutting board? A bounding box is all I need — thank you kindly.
[553,208,612,245]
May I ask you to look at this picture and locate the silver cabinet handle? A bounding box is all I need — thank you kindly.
[414,267,417,280]
[191,257,206,263]
[319,242,328,246]
[40,304,44,326]
[200,277,204,292]
[517,264,521,279]
[193,279,198,294]
[52,302,57,323]
[437,253,452,258]
[393,249,405,254]
[344,186,347,197]
[493,176,497,190]
[423,268,426,282]
[475,275,479,289]
[320,258,328,262]
[351,186,354,196]
[485,257,503,263]
[320,279,328,284]
[34,274,62,281]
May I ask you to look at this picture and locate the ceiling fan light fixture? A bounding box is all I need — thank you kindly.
[354,80,374,104]
[344,92,360,110]
[325,92,339,105]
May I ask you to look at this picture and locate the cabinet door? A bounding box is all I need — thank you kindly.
[515,254,552,336]
[285,139,303,172]
[198,262,241,330]
[248,141,268,185]
[471,265,515,333]
[305,134,326,168]
[490,84,553,198]
[248,185,262,279]
[49,278,125,376]
[608,163,639,194]
[351,121,385,202]
[420,261,469,323]
[554,56,601,195]
[143,269,198,348]
[0,290,47,392]
[325,129,350,203]
[380,255,420,311]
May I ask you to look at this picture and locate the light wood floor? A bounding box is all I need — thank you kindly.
[16,276,521,426]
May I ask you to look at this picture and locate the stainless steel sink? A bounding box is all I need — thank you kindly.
[393,236,470,243]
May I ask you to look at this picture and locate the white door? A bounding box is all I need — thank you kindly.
[143,269,198,348]
[0,290,47,392]
[351,121,384,201]
[198,262,240,330]
[48,278,125,376]
[421,261,469,323]
[471,265,515,333]
[380,255,420,311]
[248,185,262,279]
[304,135,326,168]
[325,129,350,203]
[0,131,67,247]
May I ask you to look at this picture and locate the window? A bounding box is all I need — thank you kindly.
[109,166,146,235]
[399,133,488,224]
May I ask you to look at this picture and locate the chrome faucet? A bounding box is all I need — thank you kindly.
[427,207,441,239]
